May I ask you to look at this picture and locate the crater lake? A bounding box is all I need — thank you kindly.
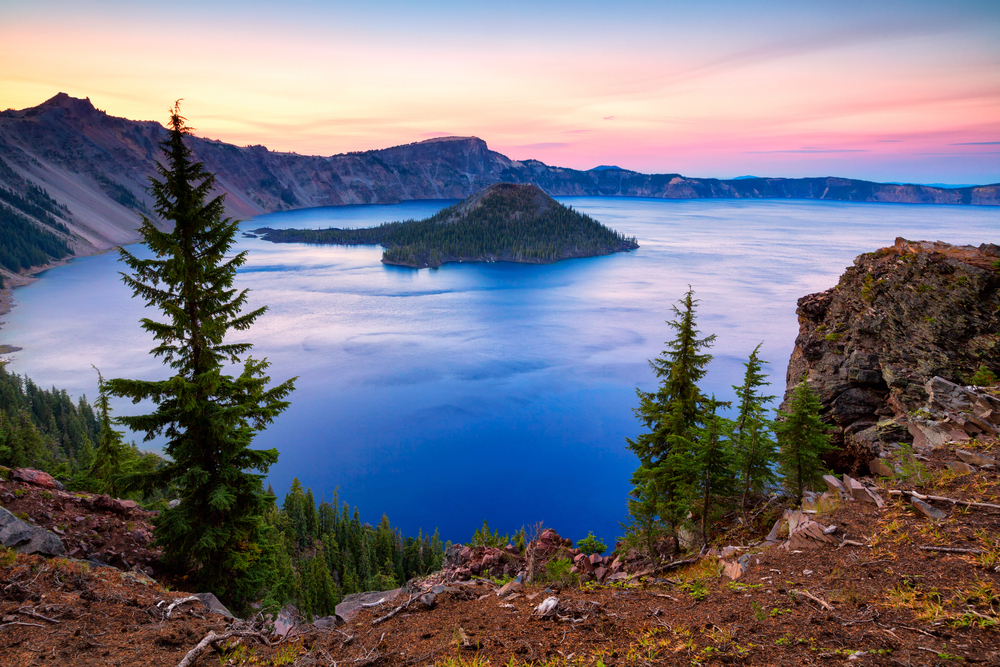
[2,197,998,546]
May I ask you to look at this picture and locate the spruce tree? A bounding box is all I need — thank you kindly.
[731,344,778,514]
[106,104,295,606]
[693,396,735,546]
[626,287,715,545]
[775,379,833,501]
[90,368,133,496]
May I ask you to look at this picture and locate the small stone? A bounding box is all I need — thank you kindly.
[911,497,947,520]
[868,459,895,477]
[419,592,438,609]
[946,460,975,474]
[823,475,847,496]
[722,560,744,581]
[496,580,524,597]
[956,449,999,467]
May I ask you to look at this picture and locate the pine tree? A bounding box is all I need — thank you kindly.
[775,379,833,501]
[692,397,735,546]
[626,287,715,545]
[106,104,295,607]
[731,344,778,514]
[90,368,133,496]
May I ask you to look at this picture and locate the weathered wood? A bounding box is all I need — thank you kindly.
[918,546,984,554]
[175,630,265,667]
[793,589,833,611]
[372,595,415,626]
[889,489,1000,511]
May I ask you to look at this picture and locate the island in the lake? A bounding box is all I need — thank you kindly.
[254,183,640,268]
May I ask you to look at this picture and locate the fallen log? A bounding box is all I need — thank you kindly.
[888,490,1000,511]
[918,546,984,555]
[176,630,265,667]
[372,595,415,626]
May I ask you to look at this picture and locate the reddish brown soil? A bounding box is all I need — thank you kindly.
[0,480,161,572]
[1,440,997,666]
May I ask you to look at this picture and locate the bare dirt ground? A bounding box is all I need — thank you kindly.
[1,438,998,667]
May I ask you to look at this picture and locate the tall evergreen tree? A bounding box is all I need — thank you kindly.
[626,287,715,544]
[90,368,133,495]
[693,396,735,546]
[731,344,778,514]
[775,379,833,501]
[106,104,295,607]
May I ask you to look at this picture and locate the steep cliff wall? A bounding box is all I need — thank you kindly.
[783,238,1000,464]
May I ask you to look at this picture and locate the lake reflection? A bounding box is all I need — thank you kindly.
[3,198,998,545]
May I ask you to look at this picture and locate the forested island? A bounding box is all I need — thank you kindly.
[255,183,639,268]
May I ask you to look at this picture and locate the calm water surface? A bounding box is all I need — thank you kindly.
[3,198,998,545]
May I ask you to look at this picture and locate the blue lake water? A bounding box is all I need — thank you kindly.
[2,198,998,547]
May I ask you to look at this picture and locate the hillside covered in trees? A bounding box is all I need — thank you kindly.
[255,183,639,268]
[0,157,74,276]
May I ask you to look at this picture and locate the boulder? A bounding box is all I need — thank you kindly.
[908,420,953,450]
[11,468,58,489]
[0,507,65,557]
[335,589,402,625]
[193,592,234,619]
[274,604,302,636]
[312,615,343,629]
[911,497,947,520]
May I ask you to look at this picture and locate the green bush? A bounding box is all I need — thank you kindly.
[576,531,607,555]
[970,365,997,387]
[543,557,578,587]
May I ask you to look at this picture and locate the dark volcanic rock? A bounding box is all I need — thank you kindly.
[0,506,65,557]
[783,238,1000,467]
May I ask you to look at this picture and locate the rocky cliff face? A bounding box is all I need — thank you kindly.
[783,238,1000,465]
[2,94,997,260]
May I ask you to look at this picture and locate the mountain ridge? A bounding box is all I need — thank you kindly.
[1,93,998,268]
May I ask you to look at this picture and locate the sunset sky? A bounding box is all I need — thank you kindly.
[2,0,998,184]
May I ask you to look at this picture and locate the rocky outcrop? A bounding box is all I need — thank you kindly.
[0,506,65,556]
[783,238,1000,467]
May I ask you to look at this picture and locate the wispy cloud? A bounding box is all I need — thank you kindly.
[515,142,571,150]
[603,116,616,120]
[950,141,1000,145]
[745,149,869,154]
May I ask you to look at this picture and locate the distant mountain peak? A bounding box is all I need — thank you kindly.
[416,136,482,145]
[590,165,624,172]
[38,92,98,115]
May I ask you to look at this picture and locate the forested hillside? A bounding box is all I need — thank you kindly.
[256,183,639,268]
[0,363,447,619]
